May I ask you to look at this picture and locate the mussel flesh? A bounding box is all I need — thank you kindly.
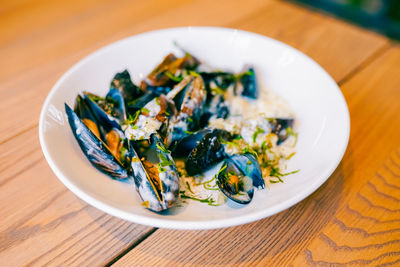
[216,153,263,204]
[236,66,258,99]
[130,133,180,212]
[166,75,207,147]
[184,128,231,176]
[65,103,128,179]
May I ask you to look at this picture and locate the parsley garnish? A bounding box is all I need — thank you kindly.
[156,142,169,153]
[141,107,150,114]
[186,181,194,194]
[180,194,219,206]
[253,127,265,143]
[165,71,183,82]
[124,110,140,125]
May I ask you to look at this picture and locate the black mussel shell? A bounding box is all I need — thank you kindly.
[185,129,230,176]
[200,71,236,93]
[106,88,127,121]
[129,141,164,212]
[229,154,264,189]
[111,70,143,100]
[217,157,254,204]
[65,104,128,179]
[200,94,229,127]
[127,92,158,113]
[130,134,180,212]
[167,75,207,148]
[84,94,122,132]
[171,128,213,157]
[269,118,294,144]
[237,66,258,99]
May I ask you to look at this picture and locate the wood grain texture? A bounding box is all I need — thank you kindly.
[0,0,388,144]
[0,0,398,265]
[112,46,400,266]
[0,127,152,266]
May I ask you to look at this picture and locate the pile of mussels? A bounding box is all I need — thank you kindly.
[65,51,294,212]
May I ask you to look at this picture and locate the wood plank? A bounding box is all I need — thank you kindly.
[291,46,400,266]
[0,126,152,266]
[0,0,272,144]
[112,46,400,266]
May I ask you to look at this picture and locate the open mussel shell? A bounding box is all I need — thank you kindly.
[185,129,230,176]
[106,88,127,122]
[229,153,264,189]
[171,128,213,158]
[111,69,144,101]
[217,156,255,204]
[269,118,294,144]
[65,104,128,179]
[127,92,158,112]
[130,134,180,212]
[236,66,258,99]
[84,92,123,131]
[167,75,207,147]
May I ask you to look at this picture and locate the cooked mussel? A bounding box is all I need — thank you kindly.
[217,153,263,204]
[124,85,183,141]
[65,103,128,179]
[142,53,199,90]
[229,153,264,189]
[166,75,207,147]
[236,66,258,99]
[269,118,294,144]
[185,128,231,176]
[111,70,144,101]
[130,133,180,212]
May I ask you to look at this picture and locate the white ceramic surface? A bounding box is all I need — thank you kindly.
[39,27,350,229]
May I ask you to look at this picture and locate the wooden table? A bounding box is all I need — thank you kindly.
[1,0,400,265]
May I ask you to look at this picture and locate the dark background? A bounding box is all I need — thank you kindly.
[288,0,400,39]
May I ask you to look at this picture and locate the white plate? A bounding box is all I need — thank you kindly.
[39,27,350,229]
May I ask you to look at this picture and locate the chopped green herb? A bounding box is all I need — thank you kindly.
[188,70,200,77]
[286,152,296,160]
[186,181,194,194]
[165,71,183,82]
[242,146,258,158]
[132,125,138,130]
[203,184,219,190]
[180,193,218,206]
[234,70,253,80]
[234,135,243,140]
[253,127,265,143]
[218,164,227,174]
[261,140,268,151]
[268,164,300,181]
[211,86,225,95]
[155,97,160,105]
[141,107,150,114]
[156,142,169,153]
[158,153,173,167]
[124,110,140,125]
[184,130,195,135]
[187,117,193,123]
[157,163,166,173]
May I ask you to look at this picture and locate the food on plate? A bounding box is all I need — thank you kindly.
[65,48,298,212]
